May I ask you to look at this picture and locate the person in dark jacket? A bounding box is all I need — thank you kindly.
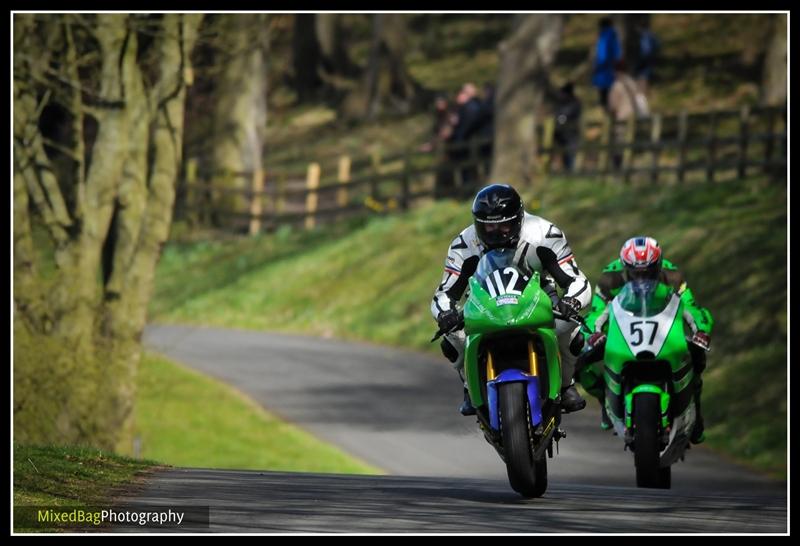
[553,82,582,172]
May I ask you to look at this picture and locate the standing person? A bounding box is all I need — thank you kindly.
[431,184,591,416]
[474,83,495,179]
[449,83,483,193]
[607,60,649,169]
[634,19,660,96]
[592,17,622,111]
[553,82,583,172]
[424,94,458,198]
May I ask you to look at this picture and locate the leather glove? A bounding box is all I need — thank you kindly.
[437,309,463,333]
[588,332,607,348]
[558,296,582,321]
[691,331,711,351]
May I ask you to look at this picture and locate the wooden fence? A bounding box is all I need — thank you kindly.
[178,104,786,234]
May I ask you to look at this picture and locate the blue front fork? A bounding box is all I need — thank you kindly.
[487,369,542,431]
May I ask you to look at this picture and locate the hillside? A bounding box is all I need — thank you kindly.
[151,175,787,478]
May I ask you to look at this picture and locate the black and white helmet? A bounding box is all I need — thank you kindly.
[471,184,524,249]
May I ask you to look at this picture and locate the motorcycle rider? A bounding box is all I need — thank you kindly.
[432,183,591,416]
[580,236,714,443]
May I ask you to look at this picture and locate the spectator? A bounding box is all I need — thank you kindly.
[421,94,455,153]
[425,94,459,198]
[474,83,495,178]
[553,82,583,172]
[449,82,483,191]
[608,60,650,169]
[634,20,660,96]
[592,17,622,111]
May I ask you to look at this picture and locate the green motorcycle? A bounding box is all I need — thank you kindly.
[586,280,701,489]
[433,248,583,498]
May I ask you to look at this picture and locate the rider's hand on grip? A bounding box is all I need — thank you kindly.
[557,296,582,321]
[691,331,711,351]
[437,309,463,334]
[588,332,607,348]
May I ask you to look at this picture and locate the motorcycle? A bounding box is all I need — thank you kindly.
[433,248,585,498]
[579,280,706,489]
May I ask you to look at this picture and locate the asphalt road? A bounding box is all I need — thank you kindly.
[125,324,786,533]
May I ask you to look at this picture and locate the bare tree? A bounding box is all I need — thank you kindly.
[206,15,269,231]
[341,14,426,120]
[316,14,360,80]
[490,15,564,187]
[292,14,324,102]
[14,13,203,450]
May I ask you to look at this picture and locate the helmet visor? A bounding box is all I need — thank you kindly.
[475,216,521,248]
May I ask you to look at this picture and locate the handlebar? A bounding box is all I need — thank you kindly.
[430,312,464,342]
[431,308,591,343]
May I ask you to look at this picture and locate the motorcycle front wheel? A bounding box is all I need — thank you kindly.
[633,392,670,489]
[500,381,548,498]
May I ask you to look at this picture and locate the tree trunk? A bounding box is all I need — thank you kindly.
[292,14,323,102]
[341,14,425,121]
[316,14,360,79]
[13,13,204,450]
[490,15,564,188]
[209,15,269,231]
[761,14,787,106]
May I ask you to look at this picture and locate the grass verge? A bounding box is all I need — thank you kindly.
[133,352,382,475]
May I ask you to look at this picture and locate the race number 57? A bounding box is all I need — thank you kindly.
[630,321,658,346]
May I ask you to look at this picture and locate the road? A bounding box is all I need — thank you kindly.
[121,324,786,533]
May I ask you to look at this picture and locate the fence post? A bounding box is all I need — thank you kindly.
[541,117,555,177]
[337,155,351,220]
[249,167,264,236]
[737,105,750,179]
[370,146,382,201]
[185,158,199,226]
[599,115,611,180]
[677,110,688,184]
[706,111,718,183]
[650,114,662,184]
[305,162,320,230]
[622,116,636,183]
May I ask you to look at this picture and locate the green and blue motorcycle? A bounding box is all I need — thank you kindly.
[433,248,584,498]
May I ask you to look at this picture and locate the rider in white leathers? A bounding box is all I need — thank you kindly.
[432,184,591,415]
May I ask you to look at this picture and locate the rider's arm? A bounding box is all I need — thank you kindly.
[679,285,714,334]
[533,223,592,310]
[586,263,624,331]
[431,232,480,321]
[663,262,714,335]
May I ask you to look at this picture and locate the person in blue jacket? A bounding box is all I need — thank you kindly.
[592,18,622,110]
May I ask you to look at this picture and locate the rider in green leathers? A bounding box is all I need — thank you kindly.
[579,236,713,443]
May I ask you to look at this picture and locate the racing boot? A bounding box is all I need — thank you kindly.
[459,387,477,416]
[561,382,587,413]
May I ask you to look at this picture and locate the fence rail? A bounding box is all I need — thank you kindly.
[177,105,787,234]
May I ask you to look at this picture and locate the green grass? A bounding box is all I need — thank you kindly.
[133,352,382,474]
[152,175,786,479]
[13,444,157,532]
